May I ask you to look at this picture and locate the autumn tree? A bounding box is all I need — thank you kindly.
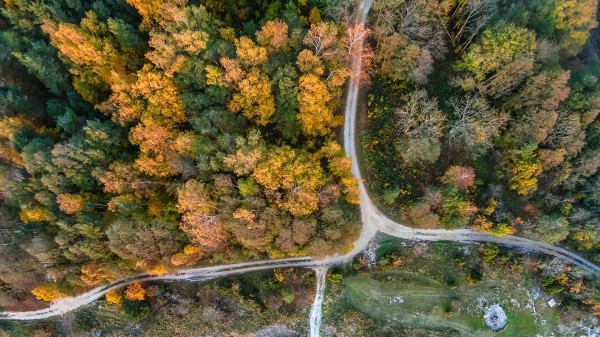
[448,95,508,154]
[56,193,87,215]
[492,223,516,237]
[105,289,123,305]
[80,262,114,286]
[228,207,278,254]
[253,146,325,216]
[100,161,141,194]
[106,216,185,268]
[256,20,289,51]
[177,180,228,252]
[509,70,571,114]
[440,186,477,229]
[227,70,276,125]
[441,166,476,191]
[223,130,267,176]
[41,11,136,102]
[472,216,493,233]
[171,245,204,267]
[297,73,342,136]
[455,22,536,82]
[31,283,66,302]
[303,22,339,59]
[296,49,324,75]
[126,0,164,22]
[124,282,145,301]
[477,57,534,98]
[235,36,269,67]
[319,141,359,204]
[344,24,373,83]
[504,144,543,196]
[549,0,598,51]
[407,202,441,229]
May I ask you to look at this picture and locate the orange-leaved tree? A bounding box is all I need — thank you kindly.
[124,282,146,301]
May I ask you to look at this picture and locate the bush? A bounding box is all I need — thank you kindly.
[122,298,150,319]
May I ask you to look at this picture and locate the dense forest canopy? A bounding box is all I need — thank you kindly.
[363,0,600,314]
[0,0,362,309]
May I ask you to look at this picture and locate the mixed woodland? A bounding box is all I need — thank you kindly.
[365,0,600,257]
[0,0,599,321]
[0,0,362,310]
[362,0,600,315]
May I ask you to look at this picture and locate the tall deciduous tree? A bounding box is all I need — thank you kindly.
[177,180,228,252]
[297,73,341,136]
[448,95,508,155]
[256,20,289,51]
[253,146,325,216]
[504,144,543,196]
[394,90,446,165]
[455,22,536,81]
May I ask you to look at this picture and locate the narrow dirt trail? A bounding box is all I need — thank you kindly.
[308,266,329,337]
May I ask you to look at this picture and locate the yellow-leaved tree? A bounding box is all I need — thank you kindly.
[105,289,123,305]
[253,146,325,216]
[31,283,66,302]
[297,74,342,136]
[504,145,543,196]
[227,70,276,125]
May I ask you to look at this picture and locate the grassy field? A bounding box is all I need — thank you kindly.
[322,239,568,337]
[342,272,542,337]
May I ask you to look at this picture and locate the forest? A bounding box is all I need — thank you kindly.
[364,0,600,253]
[362,0,600,314]
[0,0,362,310]
[1,0,600,323]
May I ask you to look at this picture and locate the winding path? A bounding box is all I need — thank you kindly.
[342,0,599,275]
[1,1,598,335]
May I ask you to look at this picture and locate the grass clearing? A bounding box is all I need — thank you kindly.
[322,240,568,337]
[342,271,549,337]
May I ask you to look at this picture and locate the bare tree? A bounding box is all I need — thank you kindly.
[478,57,534,98]
[397,0,433,42]
[395,89,446,138]
[372,0,447,59]
[322,0,358,24]
[303,22,339,60]
[345,24,370,56]
[448,95,508,154]
[574,151,600,178]
[412,48,434,84]
[434,0,496,52]
[544,110,585,155]
[394,90,446,166]
[568,207,593,224]
[344,23,374,83]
